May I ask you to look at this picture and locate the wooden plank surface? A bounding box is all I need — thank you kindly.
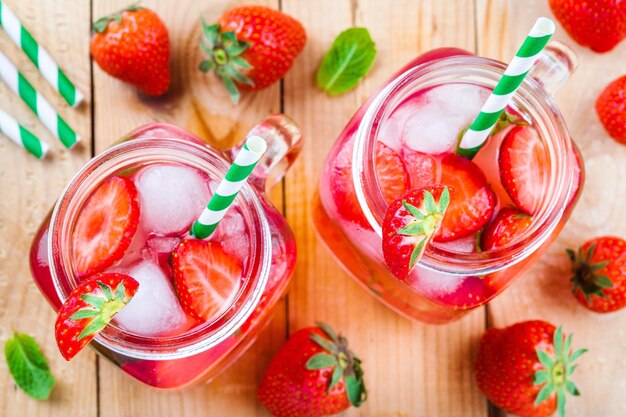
[1,0,625,416]
[0,1,94,416]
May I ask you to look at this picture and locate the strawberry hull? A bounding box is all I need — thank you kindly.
[314,47,583,323]
[29,121,299,388]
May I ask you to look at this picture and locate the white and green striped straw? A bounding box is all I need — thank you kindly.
[191,136,267,240]
[0,108,49,159]
[0,0,84,107]
[0,51,80,149]
[457,17,555,159]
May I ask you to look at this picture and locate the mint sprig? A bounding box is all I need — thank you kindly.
[4,333,55,400]
[316,27,376,96]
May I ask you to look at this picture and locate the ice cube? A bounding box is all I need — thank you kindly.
[400,84,490,155]
[147,236,182,254]
[213,210,249,263]
[113,260,193,337]
[133,164,210,235]
[435,235,477,253]
[407,265,466,297]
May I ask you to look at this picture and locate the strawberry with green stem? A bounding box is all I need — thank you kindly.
[475,320,586,417]
[258,322,366,417]
[566,236,626,313]
[55,273,138,360]
[382,186,450,280]
[199,6,306,104]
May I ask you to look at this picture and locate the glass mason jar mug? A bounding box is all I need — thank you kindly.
[314,44,583,324]
[30,117,301,389]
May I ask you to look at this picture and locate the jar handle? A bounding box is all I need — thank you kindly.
[229,114,303,191]
[527,41,578,97]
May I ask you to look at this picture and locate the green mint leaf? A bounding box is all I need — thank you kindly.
[4,333,55,400]
[306,353,338,370]
[316,27,376,96]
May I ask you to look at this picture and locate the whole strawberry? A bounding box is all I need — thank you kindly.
[475,321,586,417]
[596,75,626,145]
[258,323,366,417]
[199,6,306,103]
[91,5,170,96]
[567,236,626,313]
[549,0,626,52]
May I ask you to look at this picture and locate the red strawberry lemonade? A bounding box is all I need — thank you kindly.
[314,47,584,323]
[30,122,299,388]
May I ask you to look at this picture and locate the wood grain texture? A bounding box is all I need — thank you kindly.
[477,1,626,416]
[282,1,486,416]
[0,0,94,416]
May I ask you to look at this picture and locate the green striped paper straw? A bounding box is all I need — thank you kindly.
[191,136,267,239]
[0,51,80,149]
[0,107,49,159]
[0,0,84,107]
[457,17,555,159]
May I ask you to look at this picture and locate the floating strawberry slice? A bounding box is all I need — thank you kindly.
[55,273,139,360]
[437,154,496,242]
[72,176,140,277]
[382,186,450,280]
[481,207,532,251]
[499,125,547,215]
[171,240,242,322]
[400,149,437,190]
[332,140,409,227]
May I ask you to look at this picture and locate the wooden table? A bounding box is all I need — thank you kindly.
[1,1,625,416]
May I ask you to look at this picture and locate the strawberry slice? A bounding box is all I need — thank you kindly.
[382,186,450,280]
[171,240,242,322]
[401,149,437,190]
[481,207,532,251]
[55,273,138,360]
[437,154,496,242]
[331,140,409,227]
[499,125,547,215]
[72,176,140,277]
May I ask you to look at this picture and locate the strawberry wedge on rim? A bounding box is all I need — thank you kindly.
[382,186,450,280]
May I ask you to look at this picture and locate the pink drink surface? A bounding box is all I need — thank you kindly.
[88,162,249,338]
[314,69,582,323]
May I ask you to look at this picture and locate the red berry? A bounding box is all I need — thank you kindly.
[171,240,241,322]
[72,176,140,277]
[438,153,496,242]
[382,186,450,280]
[331,141,409,228]
[499,125,547,215]
[258,323,366,417]
[55,273,139,361]
[475,321,586,417]
[549,0,626,53]
[596,75,626,145]
[481,207,532,251]
[200,6,306,103]
[91,6,170,96]
[567,236,626,313]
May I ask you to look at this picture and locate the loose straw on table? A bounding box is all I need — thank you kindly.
[0,51,80,149]
[0,108,49,159]
[457,17,555,159]
[191,136,267,240]
[0,0,84,107]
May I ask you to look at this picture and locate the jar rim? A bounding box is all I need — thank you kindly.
[48,137,272,360]
[352,55,575,275]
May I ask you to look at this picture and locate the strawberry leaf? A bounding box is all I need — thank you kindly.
[534,381,555,405]
[310,333,339,355]
[306,353,337,370]
[316,28,376,96]
[4,333,55,400]
[328,364,343,390]
[316,322,340,344]
[69,309,100,320]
